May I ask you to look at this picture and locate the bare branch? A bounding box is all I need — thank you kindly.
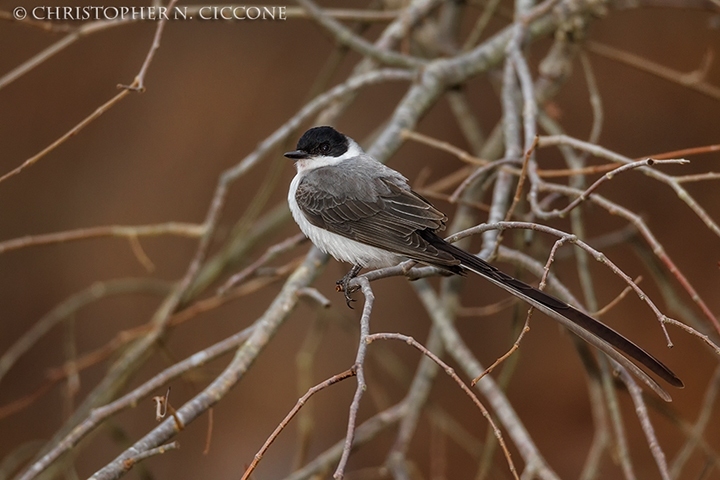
[0,223,204,255]
[333,277,373,479]
[587,41,720,101]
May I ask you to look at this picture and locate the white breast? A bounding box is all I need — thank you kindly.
[288,173,400,269]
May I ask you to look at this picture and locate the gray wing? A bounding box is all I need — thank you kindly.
[295,158,460,268]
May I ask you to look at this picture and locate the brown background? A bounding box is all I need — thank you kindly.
[1,1,719,478]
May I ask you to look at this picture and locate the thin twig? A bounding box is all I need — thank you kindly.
[587,41,720,101]
[218,233,306,295]
[241,368,356,480]
[296,0,425,69]
[401,129,489,165]
[549,158,689,218]
[579,51,604,145]
[0,90,130,184]
[0,223,204,254]
[119,0,179,91]
[333,278,373,479]
[617,370,672,480]
[646,143,720,160]
[0,19,130,90]
[592,277,642,317]
[599,356,636,479]
[662,317,720,355]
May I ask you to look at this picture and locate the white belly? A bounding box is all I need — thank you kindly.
[288,174,400,268]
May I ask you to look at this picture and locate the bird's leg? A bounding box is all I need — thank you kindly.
[336,264,362,308]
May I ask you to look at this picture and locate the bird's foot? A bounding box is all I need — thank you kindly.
[336,265,362,309]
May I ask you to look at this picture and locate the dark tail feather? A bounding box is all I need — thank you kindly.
[426,233,683,395]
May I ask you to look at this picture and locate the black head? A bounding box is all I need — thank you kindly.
[284,126,349,160]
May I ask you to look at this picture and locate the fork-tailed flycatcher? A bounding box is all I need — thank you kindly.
[285,126,682,400]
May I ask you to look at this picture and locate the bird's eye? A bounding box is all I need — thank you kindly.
[320,143,330,153]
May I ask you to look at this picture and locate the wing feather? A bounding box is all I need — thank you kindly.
[294,159,458,267]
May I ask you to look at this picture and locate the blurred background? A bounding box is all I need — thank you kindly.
[1,0,719,478]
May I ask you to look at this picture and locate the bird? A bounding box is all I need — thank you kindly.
[285,125,683,400]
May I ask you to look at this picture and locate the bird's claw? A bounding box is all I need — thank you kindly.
[335,278,358,309]
[336,265,362,309]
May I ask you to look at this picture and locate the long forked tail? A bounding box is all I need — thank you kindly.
[432,236,683,401]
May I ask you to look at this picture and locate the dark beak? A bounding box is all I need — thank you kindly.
[284,150,310,160]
